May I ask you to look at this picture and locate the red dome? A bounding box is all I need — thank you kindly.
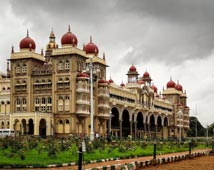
[19,31,36,50]
[77,72,89,78]
[61,25,78,46]
[151,84,158,93]
[167,78,176,88]
[129,65,136,72]
[120,82,125,87]
[143,71,150,78]
[175,81,183,91]
[98,79,108,84]
[109,78,114,83]
[84,36,99,55]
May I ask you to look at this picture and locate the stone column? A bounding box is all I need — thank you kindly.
[134,121,137,139]
[120,119,122,139]
[130,121,133,137]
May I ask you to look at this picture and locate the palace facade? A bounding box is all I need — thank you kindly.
[0,26,190,139]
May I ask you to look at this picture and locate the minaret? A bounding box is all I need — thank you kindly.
[127,65,139,83]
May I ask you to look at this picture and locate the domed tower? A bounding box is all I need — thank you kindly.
[167,78,176,89]
[61,25,78,47]
[19,30,36,51]
[46,29,58,57]
[46,29,58,50]
[84,36,99,56]
[127,65,139,83]
[142,70,152,86]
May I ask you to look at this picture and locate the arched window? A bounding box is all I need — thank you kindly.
[22,98,27,105]
[16,98,21,105]
[47,97,52,104]
[35,98,40,104]
[65,119,69,124]
[58,61,64,70]
[42,98,46,104]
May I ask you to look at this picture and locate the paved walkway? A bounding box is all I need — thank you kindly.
[3,149,210,170]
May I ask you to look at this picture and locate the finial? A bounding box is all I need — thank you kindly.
[68,25,71,32]
[27,29,29,37]
[83,43,85,51]
[90,35,92,42]
[103,52,105,60]
[41,48,44,55]
[11,45,14,53]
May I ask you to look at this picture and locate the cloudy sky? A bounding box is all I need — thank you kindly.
[0,0,214,127]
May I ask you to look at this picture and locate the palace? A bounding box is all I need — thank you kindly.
[0,26,190,139]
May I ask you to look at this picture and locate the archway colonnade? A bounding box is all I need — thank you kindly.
[109,107,170,140]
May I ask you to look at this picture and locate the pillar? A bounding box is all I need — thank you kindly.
[119,119,122,139]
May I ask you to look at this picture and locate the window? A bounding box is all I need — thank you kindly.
[22,98,27,105]
[58,61,64,70]
[65,60,70,70]
[47,106,52,111]
[35,98,40,104]
[42,98,46,104]
[47,97,52,104]
[41,106,46,112]
[16,66,21,73]
[22,64,27,73]
[16,99,21,105]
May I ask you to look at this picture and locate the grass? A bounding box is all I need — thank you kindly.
[0,137,211,168]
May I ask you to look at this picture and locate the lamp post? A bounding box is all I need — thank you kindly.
[86,56,100,141]
[178,111,183,143]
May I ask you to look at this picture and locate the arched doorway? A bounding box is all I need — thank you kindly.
[163,117,169,139]
[137,112,144,139]
[111,107,120,137]
[21,119,27,135]
[149,114,155,139]
[39,119,46,137]
[122,110,130,138]
[157,116,162,139]
[28,119,34,135]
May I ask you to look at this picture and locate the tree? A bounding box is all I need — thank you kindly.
[187,116,206,137]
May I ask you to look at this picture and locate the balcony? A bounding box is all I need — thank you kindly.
[76,99,90,105]
[98,104,110,109]
[76,88,90,93]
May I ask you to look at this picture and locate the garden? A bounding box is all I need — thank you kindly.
[0,135,211,168]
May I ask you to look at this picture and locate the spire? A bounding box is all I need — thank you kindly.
[68,25,71,32]
[11,45,14,53]
[103,52,105,60]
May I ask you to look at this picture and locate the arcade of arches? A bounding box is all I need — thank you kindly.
[110,107,169,139]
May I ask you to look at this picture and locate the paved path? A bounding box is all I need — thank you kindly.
[2,149,210,170]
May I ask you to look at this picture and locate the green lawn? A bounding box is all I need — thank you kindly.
[0,137,211,168]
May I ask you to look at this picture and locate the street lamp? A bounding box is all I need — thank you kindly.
[86,56,100,141]
[178,111,183,142]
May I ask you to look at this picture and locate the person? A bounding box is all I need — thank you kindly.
[95,133,99,138]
